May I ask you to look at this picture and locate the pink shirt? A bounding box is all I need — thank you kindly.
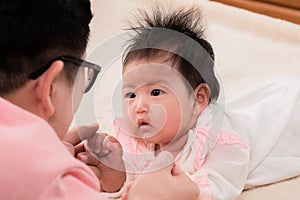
[0,97,107,199]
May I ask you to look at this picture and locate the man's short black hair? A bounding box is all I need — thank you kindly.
[123,6,220,102]
[0,0,92,95]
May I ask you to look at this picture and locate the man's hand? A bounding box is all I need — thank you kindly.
[125,151,200,200]
[62,124,125,192]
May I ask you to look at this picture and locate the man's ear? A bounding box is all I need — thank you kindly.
[35,60,64,118]
[193,84,210,116]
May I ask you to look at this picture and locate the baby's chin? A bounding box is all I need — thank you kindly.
[130,129,161,143]
[141,133,172,146]
[132,131,159,141]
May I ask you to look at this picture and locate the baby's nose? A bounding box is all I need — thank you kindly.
[134,96,149,113]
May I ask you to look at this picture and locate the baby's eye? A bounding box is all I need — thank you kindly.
[125,92,136,99]
[151,89,164,96]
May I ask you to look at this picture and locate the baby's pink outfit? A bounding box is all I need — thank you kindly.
[0,97,107,199]
[114,116,249,200]
[114,77,300,200]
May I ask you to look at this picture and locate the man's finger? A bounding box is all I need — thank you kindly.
[62,141,75,156]
[77,151,101,166]
[143,151,175,173]
[171,163,184,176]
[74,143,85,155]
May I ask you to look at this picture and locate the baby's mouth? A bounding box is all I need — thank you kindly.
[137,119,150,127]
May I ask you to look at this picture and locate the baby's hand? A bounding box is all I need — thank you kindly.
[85,132,124,171]
[78,132,126,192]
[62,123,99,156]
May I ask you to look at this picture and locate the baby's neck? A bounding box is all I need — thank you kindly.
[155,132,189,158]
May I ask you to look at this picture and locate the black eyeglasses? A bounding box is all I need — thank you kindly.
[28,55,101,93]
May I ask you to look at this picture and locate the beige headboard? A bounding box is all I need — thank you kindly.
[212,0,300,24]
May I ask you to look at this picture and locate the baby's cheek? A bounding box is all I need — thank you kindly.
[122,101,132,118]
[149,104,167,132]
[126,112,136,128]
[122,106,135,128]
[166,105,182,130]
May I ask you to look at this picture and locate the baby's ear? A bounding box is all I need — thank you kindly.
[193,84,210,115]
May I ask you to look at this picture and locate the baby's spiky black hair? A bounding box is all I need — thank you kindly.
[123,5,219,102]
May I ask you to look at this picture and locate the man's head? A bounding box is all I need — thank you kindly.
[0,0,94,138]
[0,0,92,95]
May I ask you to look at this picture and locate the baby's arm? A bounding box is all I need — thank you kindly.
[190,143,250,200]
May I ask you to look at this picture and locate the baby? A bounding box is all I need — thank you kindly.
[84,5,300,200]
[113,6,248,200]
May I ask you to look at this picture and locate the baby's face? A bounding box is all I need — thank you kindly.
[121,58,197,146]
